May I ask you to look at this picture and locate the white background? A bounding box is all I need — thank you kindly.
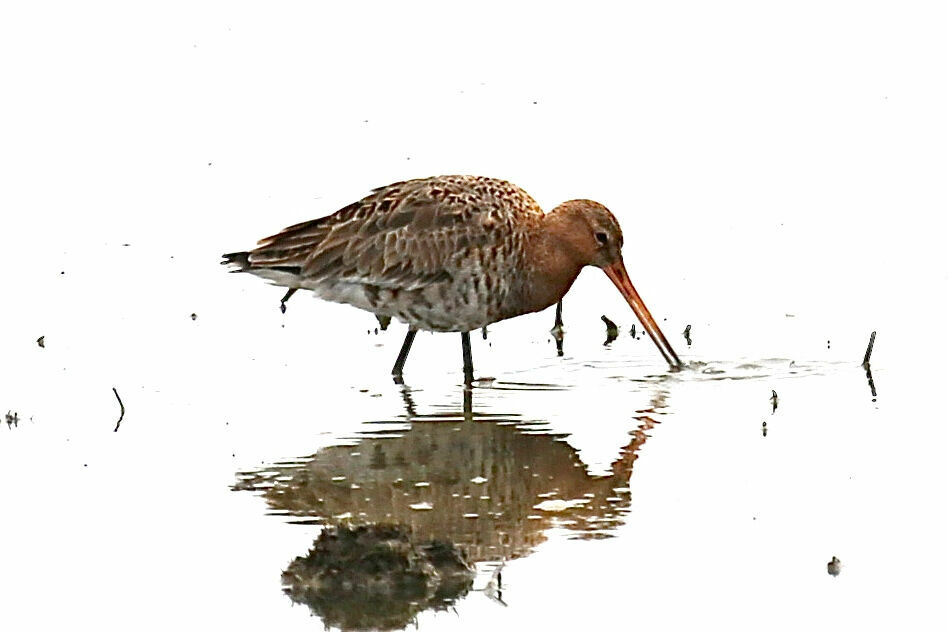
[2,2,947,630]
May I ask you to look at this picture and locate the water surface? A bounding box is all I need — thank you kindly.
[1,236,946,632]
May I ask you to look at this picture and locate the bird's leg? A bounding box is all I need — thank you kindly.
[279,288,298,314]
[551,301,565,357]
[391,328,418,381]
[463,386,473,422]
[398,383,418,419]
[461,331,474,385]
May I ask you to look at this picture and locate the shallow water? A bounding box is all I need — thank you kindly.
[4,6,948,626]
[2,238,946,630]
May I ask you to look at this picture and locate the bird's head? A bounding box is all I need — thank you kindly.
[550,199,682,369]
[551,199,625,269]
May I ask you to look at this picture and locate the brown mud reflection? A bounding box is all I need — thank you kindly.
[281,523,475,630]
[233,383,666,629]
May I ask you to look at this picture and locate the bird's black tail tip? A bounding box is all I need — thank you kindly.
[221,251,251,271]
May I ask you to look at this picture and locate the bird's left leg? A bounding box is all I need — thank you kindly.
[461,331,474,385]
[392,327,418,381]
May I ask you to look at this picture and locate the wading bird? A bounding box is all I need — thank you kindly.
[223,175,682,381]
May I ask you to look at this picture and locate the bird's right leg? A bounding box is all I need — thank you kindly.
[391,327,418,380]
[552,300,565,357]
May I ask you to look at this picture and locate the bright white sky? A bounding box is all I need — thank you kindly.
[3,1,945,326]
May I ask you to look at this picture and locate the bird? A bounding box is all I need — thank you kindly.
[222,175,682,381]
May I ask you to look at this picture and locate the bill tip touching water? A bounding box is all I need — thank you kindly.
[223,175,683,379]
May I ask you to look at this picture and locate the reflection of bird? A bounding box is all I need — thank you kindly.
[235,380,673,553]
[224,175,681,380]
[234,409,646,561]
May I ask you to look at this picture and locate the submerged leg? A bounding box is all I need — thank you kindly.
[391,328,418,379]
[461,331,474,384]
[463,386,473,422]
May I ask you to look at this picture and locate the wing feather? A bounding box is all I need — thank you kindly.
[243,175,544,290]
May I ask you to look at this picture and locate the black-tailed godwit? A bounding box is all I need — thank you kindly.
[223,175,682,380]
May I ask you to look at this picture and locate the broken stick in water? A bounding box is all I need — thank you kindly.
[112,387,125,432]
[865,363,877,399]
[862,331,876,367]
[863,333,879,399]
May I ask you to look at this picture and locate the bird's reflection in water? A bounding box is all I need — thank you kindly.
[233,381,667,630]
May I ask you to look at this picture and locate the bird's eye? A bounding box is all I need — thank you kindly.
[595,232,609,246]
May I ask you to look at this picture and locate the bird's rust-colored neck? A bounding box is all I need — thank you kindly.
[510,208,588,317]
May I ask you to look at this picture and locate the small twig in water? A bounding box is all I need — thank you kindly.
[112,387,125,432]
[862,331,876,368]
[827,556,841,577]
[865,364,878,399]
[860,333,879,399]
[683,324,692,346]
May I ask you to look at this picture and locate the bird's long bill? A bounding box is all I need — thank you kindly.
[604,259,683,370]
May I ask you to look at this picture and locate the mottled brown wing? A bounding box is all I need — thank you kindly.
[246,176,542,290]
